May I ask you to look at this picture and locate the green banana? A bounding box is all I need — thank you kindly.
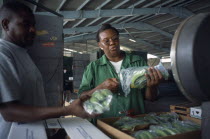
[168,128,181,134]
[90,97,99,103]
[130,69,147,88]
[154,129,169,137]
[143,131,154,139]
[92,92,104,101]
[136,131,150,139]
[101,89,112,97]
[163,128,176,135]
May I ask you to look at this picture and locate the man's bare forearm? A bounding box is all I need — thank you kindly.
[0,102,73,122]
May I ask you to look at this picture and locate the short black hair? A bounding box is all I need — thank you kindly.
[96,24,119,42]
[0,1,33,20]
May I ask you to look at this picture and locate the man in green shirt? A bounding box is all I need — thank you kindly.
[78,24,163,118]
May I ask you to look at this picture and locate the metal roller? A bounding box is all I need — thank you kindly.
[170,13,210,103]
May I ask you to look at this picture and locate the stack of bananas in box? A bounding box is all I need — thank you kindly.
[113,117,149,132]
[112,113,200,139]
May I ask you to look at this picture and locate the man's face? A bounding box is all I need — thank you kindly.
[7,11,36,48]
[98,29,121,58]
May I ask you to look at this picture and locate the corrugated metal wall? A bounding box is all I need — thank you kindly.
[28,14,64,106]
[73,54,90,91]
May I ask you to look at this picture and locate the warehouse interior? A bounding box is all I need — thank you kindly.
[8,0,208,110]
[0,0,210,138]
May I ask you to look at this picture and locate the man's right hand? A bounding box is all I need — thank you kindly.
[99,78,119,92]
[65,95,97,118]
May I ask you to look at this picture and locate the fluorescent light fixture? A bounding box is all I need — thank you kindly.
[120,45,131,51]
[129,39,136,42]
[64,48,77,52]
[147,54,158,58]
[64,18,75,21]
[79,52,83,54]
[161,58,171,63]
[64,51,72,53]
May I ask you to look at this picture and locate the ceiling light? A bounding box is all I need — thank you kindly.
[120,45,131,51]
[147,54,158,58]
[64,18,76,21]
[64,51,72,53]
[161,58,171,63]
[64,48,77,52]
[129,39,136,42]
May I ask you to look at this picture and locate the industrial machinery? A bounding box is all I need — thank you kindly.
[170,13,210,139]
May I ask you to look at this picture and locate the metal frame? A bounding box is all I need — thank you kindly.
[36,7,193,19]
[24,0,63,17]
[64,22,173,38]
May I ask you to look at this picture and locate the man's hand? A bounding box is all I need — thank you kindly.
[145,67,163,88]
[144,67,163,101]
[79,78,119,98]
[65,95,96,118]
[99,78,119,92]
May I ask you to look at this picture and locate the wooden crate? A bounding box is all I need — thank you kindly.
[170,102,199,117]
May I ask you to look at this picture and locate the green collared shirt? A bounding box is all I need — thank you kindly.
[78,52,147,118]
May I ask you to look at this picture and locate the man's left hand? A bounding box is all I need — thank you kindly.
[145,67,163,88]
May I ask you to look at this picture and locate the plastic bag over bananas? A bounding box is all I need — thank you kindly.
[119,62,169,96]
[83,89,113,114]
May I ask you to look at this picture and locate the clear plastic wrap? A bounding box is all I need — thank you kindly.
[83,89,113,114]
[120,62,169,96]
[136,113,178,125]
[171,120,201,133]
[113,116,149,132]
[149,126,181,137]
[117,113,200,138]
[133,130,159,139]
[133,119,200,139]
[111,112,200,138]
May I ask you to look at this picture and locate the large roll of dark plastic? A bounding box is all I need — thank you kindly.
[170,13,210,103]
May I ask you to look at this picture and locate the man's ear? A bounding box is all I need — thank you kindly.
[1,19,9,31]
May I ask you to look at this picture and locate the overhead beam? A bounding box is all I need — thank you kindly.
[64,34,96,42]
[33,0,39,12]
[73,0,109,28]
[76,0,90,10]
[135,22,173,38]
[128,0,175,23]
[72,18,86,28]
[121,34,170,52]
[56,0,67,12]
[64,33,170,52]
[112,0,160,24]
[24,0,63,17]
[36,7,194,19]
[96,0,141,26]
[64,22,173,38]
[85,0,129,26]
[96,0,111,10]
[67,0,90,28]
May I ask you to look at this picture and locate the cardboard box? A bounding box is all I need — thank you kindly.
[190,106,202,119]
[46,117,110,139]
[8,121,48,139]
[97,114,201,139]
[8,117,110,139]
